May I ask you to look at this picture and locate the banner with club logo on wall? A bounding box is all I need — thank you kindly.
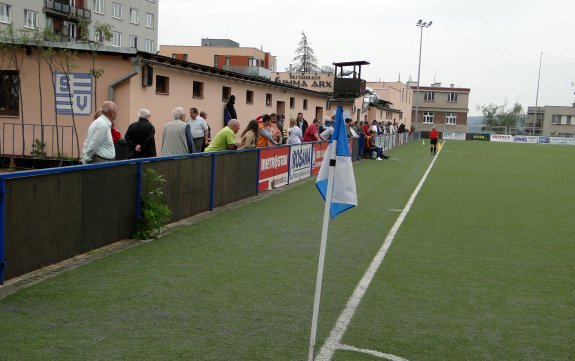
[513,135,539,144]
[289,143,313,183]
[443,132,466,140]
[258,147,290,192]
[54,72,93,116]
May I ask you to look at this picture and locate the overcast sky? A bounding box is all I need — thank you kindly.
[159,0,575,116]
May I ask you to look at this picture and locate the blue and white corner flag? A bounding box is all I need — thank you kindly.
[315,105,357,219]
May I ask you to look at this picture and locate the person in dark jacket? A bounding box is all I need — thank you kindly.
[296,112,308,134]
[125,109,157,158]
[224,95,237,126]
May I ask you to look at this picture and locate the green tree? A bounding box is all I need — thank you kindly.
[0,25,30,155]
[477,101,526,134]
[292,31,319,73]
[78,20,113,106]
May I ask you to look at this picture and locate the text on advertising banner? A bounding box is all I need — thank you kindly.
[258,146,290,192]
[312,142,329,175]
[289,143,313,183]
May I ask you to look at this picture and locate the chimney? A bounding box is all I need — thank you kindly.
[450,84,454,88]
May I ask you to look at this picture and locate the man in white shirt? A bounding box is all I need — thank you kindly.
[81,101,117,164]
[187,107,209,153]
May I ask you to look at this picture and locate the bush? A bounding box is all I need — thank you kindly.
[134,168,171,240]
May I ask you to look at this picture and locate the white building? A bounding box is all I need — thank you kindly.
[0,0,158,53]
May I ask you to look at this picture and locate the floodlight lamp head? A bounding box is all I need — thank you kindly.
[422,22,427,27]
[428,21,433,27]
[417,19,422,25]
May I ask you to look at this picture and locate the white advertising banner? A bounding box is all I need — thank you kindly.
[442,132,466,140]
[490,134,514,142]
[513,135,539,144]
[289,143,313,183]
[549,137,575,145]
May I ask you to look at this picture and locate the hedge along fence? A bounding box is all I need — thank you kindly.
[0,134,418,284]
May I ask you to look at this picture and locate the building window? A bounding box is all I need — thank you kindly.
[214,55,219,67]
[24,9,39,29]
[129,35,138,49]
[156,75,169,95]
[290,97,295,109]
[94,29,104,43]
[0,3,11,24]
[225,57,230,66]
[446,113,457,125]
[552,114,572,125]
[172,53,187,61]
[145,13,154,28]
[193,81,203,98]
[303,99,308,110]
[424,92,435,101]
[423,112,434,124]
[112,3,122,19]
[145,39,154,53]
[64,21,77,38]
[222,86,231,102]
[129,8,138,24]
[0,71,19,116]
[246,90,253,104]
[112,31,121,47]
[93,0,103,14]
[266,94,272,107]
[447,92,458,102]
[248,57,258,67]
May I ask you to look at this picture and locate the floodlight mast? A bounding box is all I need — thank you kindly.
[414,19,433,130]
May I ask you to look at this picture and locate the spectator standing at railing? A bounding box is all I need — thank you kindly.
[200,111,211,151]
[270,113,282,145]
[81,101,117,164]
[161,107,195,156]
[125,109,156,158]
[287,119,303,144]
[362,121,370,136]
[257,114,278,147]
[239,120,259,149]
[206,119,241,152]
[296,112,308,134]
[303,119,322,142]
[187,107,209,153]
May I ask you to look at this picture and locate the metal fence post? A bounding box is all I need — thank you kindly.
[0,178,6,285]
[135,162,143,222]
[256,149,261,195]
[209,153,216,211]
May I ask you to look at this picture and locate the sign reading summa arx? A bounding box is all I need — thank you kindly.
[466,133,490,141]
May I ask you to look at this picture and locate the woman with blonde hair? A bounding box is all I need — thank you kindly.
[287,118,303,145]
[239,119,260,149]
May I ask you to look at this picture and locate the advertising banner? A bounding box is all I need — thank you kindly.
[549,137,575,145]
[312,142,329,175]
[490,134,514,142]
[466,133,490,141]
[289,144,313,183]
[538,137,550,144]
[258,147,290,192]
[442,132,466,141]
[512,135,539,144]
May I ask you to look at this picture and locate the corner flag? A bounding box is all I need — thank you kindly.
[315,105,357,219]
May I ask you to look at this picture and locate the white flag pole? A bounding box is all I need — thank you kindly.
[308,139,337,361]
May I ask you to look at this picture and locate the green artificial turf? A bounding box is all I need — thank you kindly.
[0,141,573,361]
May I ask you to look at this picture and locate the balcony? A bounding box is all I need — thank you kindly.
[44,0,91,20]
[222,65,271,79]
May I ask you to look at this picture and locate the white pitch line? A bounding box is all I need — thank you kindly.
[388,209,403,212]
[315,145,443,361]
[338,344,410,361]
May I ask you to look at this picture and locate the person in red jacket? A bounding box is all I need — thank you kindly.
[429,126,439,155]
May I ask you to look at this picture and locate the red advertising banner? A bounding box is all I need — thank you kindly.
[258,146,290,192]
[312,142,329,175]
